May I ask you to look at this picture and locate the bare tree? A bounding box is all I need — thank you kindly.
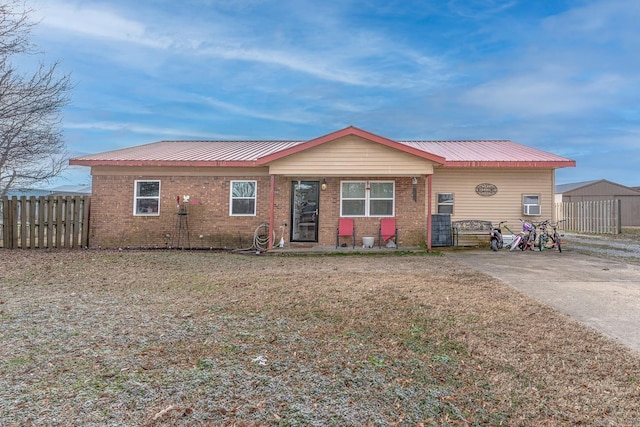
[0,0,71,197]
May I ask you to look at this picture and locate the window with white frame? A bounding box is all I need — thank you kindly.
[437,193,454,214]
[134,180,160,216]
[523,194,541,216]
[340,181,394,217]
[230,180,257,216]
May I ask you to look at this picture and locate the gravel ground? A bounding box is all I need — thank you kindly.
[564,232,640,263]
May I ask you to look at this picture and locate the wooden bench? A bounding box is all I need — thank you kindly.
[451,220,493,247]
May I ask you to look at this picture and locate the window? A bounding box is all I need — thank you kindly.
[134,180,160,216]
[369,182,394,216]
[523,194,541,216]
[437,193,454,214]
[340,181,394,217]
[341,181,366,216]
[230,180,257,216]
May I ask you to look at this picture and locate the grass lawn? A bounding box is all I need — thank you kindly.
[1,250,639,426]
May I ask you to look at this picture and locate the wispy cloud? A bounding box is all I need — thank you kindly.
[456,0,638,120]
[447,0,518,19]
[196,95,321,125]
[463,72,626,116]
[36,0,447,88]
[542,0,640,40]
[65,121,235,140]
[34,2,172,48]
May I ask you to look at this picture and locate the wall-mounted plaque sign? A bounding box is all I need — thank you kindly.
[475,183,498,197]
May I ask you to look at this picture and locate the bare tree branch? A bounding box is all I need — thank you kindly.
[0,0,71,197]
[0,1,33,57]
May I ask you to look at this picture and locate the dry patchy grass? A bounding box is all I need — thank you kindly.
[1,250,639,426]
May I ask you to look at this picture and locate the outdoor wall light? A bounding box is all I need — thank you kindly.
[412,177,418,185]
[321,178,327,191]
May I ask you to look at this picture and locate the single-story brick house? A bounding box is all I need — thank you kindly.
[69,126,575,249]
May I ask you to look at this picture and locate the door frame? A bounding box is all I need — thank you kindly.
[290,180,319,242]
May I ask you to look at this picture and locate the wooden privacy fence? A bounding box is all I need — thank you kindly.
[556,199,621,234]
[1,196,90,249]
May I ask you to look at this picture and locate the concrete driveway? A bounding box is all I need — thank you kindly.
[447,248,640,353]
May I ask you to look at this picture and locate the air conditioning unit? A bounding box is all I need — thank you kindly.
[523,204,541,216]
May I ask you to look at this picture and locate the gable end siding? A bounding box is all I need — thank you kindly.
[267,135,435,176]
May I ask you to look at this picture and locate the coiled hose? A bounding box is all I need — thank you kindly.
[233,222,273,254]
[253,222,272,252]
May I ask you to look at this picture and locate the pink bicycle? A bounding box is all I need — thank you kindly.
[509,219,536,251]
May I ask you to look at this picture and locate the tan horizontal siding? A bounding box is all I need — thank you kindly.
[267,135,435,176]
[432,168,556,228]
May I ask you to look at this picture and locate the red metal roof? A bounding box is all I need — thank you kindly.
[69,127,575,169]
[70,140,305,167]
[401,140,575,168]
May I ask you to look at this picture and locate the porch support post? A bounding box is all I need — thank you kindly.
[269,174,275,250]
[426,174,432,251]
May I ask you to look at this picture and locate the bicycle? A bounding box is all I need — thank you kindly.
[490,221,507,251]
[537,220,564,252]
[509,219,536,251]
[498,221,517,250]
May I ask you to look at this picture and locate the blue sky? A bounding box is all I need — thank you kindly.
[25,0,640,187]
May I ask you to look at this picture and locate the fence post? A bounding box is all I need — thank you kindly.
[10,196,19,249]
[81,197,90,248]
[1,196,9,248]
[38,197,45,248]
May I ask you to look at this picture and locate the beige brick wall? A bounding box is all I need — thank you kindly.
[89,174,429,248]
[90,174,275,248]
[314,177,427,247]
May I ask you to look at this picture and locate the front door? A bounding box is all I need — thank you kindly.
[291,181,319,242]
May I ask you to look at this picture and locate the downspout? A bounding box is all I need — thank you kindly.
[551,170,556,223]
[427,174,432,251]
[269,174,275,250]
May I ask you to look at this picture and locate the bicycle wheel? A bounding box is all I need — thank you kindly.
[538,234,545,251]
[510,235,521,251]
[554,232,562,252]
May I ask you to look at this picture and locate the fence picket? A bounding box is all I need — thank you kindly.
[19,196,27,248]
[38,197,45,247]
[10,197,18,248]
[64,196,73,248]
[29,196,36,248]
[55,197,63,248]
[47,197,54,248]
